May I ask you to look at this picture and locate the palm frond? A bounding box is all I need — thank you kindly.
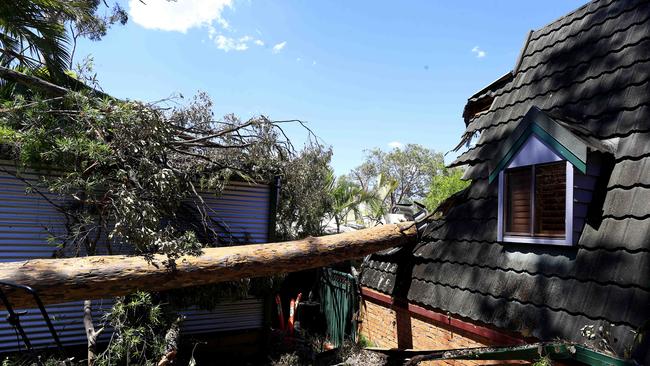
[0,0,90,80]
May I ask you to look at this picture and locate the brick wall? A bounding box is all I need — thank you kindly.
[360,287,528,366]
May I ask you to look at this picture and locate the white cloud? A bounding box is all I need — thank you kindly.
[214,35,264,52]
[208,31,263,52]
[471,46,487,58]
[130,0,271,53]
[388,141,403,149]
[129,0,233,33]
[296,57,301,62]
[272,41,287,54]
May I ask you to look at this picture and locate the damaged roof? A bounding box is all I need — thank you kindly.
[361,0,650,361]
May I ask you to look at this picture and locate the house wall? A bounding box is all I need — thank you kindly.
[572,161,600,245]
[0,161,272,352]
[360,287,529,366]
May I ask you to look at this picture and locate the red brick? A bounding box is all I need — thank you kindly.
[361,295,529,366]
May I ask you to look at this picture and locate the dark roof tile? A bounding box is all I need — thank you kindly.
[360,267,396,295]
[616,131,650,159]
[444,197,497,220]
[602,187,650,218]
[609,157,650,188]
[426,218,497,242]
[413,239,650,290]
[410,261,649,326]
[579,217,650,251]
[462,178,496,199]
[406,279,637,346]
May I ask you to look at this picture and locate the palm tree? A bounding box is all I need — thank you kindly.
[329,174,398,232]
[329,175,365,233]
[0,0,90,80]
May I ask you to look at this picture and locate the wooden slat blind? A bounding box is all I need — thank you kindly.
[504,162,566,238]
[534,163,566,236]
[505,167,532,235]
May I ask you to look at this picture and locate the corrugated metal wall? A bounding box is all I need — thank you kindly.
[0,161,270,352]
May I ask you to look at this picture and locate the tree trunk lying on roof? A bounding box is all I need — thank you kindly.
[0,222,417,310]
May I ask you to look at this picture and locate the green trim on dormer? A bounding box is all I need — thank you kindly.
[488,107,591,183]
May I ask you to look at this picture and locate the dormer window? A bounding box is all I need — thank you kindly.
[497,136,574,246]
[492,107,615,246]
[504,161,567,239]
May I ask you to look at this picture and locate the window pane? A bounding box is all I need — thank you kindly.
[534,162,566,237]
[506,167,532,235]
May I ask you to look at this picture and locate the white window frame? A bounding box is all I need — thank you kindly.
[497,136,574,246]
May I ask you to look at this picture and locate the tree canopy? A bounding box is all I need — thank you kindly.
[351,144,443,206]
[0,67,333,365]
[349,144,468,219]
[424,166,469,212]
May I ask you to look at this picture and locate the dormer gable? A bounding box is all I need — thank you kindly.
[493,107,615,246]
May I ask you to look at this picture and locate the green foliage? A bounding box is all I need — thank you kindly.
[357,334,374,348]
[95,292,171,366]
[0,0,75,79]
[350,144,444,221]
[0,0,127,79]
[329,175,364,231]
[0,124,19,144]
[532,356,553,366]
[424,166,469,211]
[352,144,444,206]
[0,91,311,261]
[271,353,304,366]
[275,143,334,240]
[0,85,335,346]
[2,355,72,366]
[0,83,339,364]
[327,173,398,231]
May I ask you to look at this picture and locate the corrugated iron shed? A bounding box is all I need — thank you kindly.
[0,161,271,352]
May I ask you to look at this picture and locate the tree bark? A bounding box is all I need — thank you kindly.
[0,222,417,310]
[157,317,182,366]
[83,300,103,366]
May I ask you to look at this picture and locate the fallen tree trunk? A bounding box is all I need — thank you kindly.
[0,222,417,310]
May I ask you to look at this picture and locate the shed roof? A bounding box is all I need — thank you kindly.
[361,0,650,361]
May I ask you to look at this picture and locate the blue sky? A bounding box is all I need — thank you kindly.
[76,0,587,176]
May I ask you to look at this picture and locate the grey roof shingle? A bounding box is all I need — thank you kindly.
[361,0,650,360]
